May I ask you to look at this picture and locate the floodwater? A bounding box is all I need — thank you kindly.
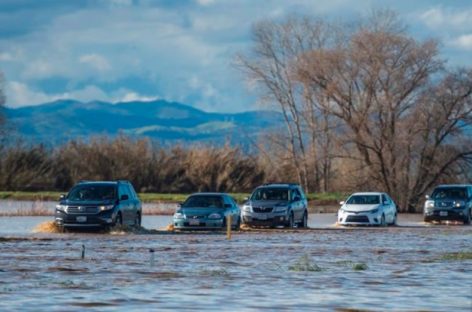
[0,215,471,311]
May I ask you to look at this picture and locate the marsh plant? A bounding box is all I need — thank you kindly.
[288,254,323,272]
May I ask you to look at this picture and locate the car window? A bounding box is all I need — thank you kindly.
[382,194,388,203]
[68,184,116,201]
[251,188,289,201]
[118,185,129,199]
[183,195,224,208]
[431,187,467,199]
[298,187,306,199]
[127,184,138,200]
[293,189,302,201]
[347,195,380,205]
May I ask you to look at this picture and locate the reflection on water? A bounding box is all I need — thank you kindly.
[0,215,470,311]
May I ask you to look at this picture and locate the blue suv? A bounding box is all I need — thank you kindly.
[424,184,472,224]
[55,180,142,231]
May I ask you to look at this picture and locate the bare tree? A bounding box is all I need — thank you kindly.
[237,16,337,192]
[295,11,472,211]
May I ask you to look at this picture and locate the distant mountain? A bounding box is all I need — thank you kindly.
[4,99,283,146]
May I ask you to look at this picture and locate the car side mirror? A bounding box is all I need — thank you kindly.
[293,196,301,202]
[120,194,129,201]
[383,201,389,205]
[339,201,345,205]
[425,194,430,199]
[224,204,232,208]
[59,194,66,200]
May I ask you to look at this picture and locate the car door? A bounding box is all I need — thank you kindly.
[126,184,139,222]
[224,195,238,226]
[231,196,240,225]
[382,194,393,223]
[118,185,131,224]
[292,188,303,221]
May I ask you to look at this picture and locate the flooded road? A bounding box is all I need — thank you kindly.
[0,215,471,311]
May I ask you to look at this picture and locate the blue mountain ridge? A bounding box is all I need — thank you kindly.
[4,99,283,146]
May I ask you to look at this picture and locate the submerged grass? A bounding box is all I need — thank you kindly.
[438,251,472,261]
[288,254,323,272]
[352,263,368,271]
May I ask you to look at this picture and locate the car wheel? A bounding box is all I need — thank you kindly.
[232,217,241,231]
[113,213,123,230]
[134,212,141,227]
[286,212,294,228]
[299,211,308,228]
[464,210,471,225]
[380,214,386,227]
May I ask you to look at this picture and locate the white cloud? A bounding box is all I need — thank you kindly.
[0,52,14,62]
[79,54,111,72]
[118,91,160,103]
[5,81,159,107]
[452,34,472,50]
[420,7,472,30]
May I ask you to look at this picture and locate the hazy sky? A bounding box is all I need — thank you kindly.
[1,0,471,112]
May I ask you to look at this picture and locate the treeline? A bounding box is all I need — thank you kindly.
[0,137,266,193]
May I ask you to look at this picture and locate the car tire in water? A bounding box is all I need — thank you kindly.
[232,217,241,231]
[134,212,141,227]
[464,210,471,225]
[286,212,294,228]
[390,214,397,226]
[380,214,386,227]
[299,211,308,228]
[113,213,123,230]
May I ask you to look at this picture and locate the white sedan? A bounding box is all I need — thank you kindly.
[337,192,397,226]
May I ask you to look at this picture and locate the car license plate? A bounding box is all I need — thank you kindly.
[257,214,267,220]
[189,219,200,226]
[440,211,448,217]
[76,216,87,222]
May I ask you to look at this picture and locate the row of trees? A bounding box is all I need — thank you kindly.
[0,137,266,193]
[237,10,472,211]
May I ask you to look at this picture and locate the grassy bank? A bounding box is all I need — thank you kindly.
[0,191,347,205]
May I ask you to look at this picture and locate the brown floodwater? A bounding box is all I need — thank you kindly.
[0,214,470,311]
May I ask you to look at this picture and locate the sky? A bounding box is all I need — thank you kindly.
[0,0,471,112]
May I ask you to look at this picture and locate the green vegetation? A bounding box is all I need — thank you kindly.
[438,252,472,261]
[288,254,323,272]
[352,263,368,271]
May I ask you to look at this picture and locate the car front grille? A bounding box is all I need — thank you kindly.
[435,201,453,208]
[253,207,273,213]
[66,206,99,214]
[346,215,369,223]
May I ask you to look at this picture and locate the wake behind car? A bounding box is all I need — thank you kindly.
[241,183,308,228]
[423,184,472,224]
[337,192,397,226]
[55,180,142,231]
[173,193,241,230]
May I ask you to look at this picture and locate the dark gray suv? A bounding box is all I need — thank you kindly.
[424,184,472,224]
[241,183,308,228]
[55,180,142,231]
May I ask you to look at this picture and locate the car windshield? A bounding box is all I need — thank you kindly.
[431,187,467,200]
[251,188,289,201]
[347,195,380,205]
[68,185,117,201]
[182,195,224,208]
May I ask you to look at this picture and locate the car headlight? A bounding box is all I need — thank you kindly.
[454,201,466,208]
[56,204,67,212]
[174,212,186,219]
[425,200,435,210]
[242,205,251,212]
[208,213,222,219]
[370,208,379,214]
[99,205,114,211]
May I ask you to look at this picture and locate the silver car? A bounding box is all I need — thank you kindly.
[241,183,308,228]
[337,192,397,226]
